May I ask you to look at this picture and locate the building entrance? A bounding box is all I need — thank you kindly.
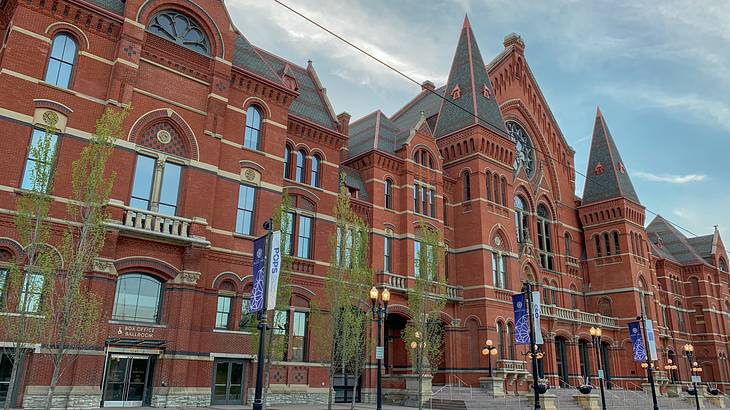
[211,359,247,405]
[102,355,155,407]
[0,353,12,406]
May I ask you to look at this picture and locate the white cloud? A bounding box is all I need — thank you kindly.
[634,171,707,184]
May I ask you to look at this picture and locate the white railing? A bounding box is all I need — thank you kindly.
[378,271,463,301]
[497,359,528,373]
[540,304,620,328]
[122,206,191,238]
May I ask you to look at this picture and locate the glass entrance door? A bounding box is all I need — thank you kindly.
[211,360,246,405]
[0,353,12,406]
[103,355,153,407]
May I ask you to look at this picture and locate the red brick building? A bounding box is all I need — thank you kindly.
[0,0,727,406]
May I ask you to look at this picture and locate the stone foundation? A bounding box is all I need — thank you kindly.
[22,386,101,409]
[248,385,329,406]
[151,387,210,407]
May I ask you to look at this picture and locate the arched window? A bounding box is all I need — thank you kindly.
[612,231,620,254]
[485,171,492,201]
[507,121,535,178]
[500,177,507,206]
[676,301,686,332]
[551,281,558,307]
[283,145,291,179]
[506,322,515,359]
[295,150,305,183]
[384,179,393,209]
[462,171,471,201]
[413,150,420,163]
[45,33,77,88]
[688,277,700,296]
[594,235,602,257]
[148,10,210,55]
[720,258,727,272]
[598,297,612,316]
[542,282,551,305]
[421,151,428,168]
[493,174,500,204]
[603,233,612,256]
[564,233,572,257]
[497,321,505,359]
[570,285,578,309]
[310,154,320,187]
[443,196,449,225]
[112,274,163,323]
[515,196,529,244]
[536,204,554,270]
[244,105,262,150]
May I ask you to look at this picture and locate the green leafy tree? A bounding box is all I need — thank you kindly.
[402,221,447,410]
[1,123,59,410]
[41,107,129,410]
[315,175,372,410]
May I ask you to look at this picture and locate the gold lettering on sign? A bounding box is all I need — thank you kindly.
[117,325,156,339]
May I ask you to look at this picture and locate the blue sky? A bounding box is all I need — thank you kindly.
[227,0,730,238]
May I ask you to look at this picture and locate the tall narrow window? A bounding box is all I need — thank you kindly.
[676,302,686,333]
[296,215,312,259]
[429,190,435,218]
[130,155,155,209]
[414,241,422,277]
[594,235,602,257]
[462,171,471,201]
[158,162,182,216]
[514,196,529,244]
[603,233,611,256]
[240,298,256,330]
[500,254,508,289]
[45,33,77,88]
[507,322,515,359]
[21,128,59,191]
[310,154,320,187]
[720,258,728,272]
[501,177,507,206]
[497,321,505,359]
[295,150,305,183]
[493,174,500,205]
[564,233,572,257]
[19,273,44,313]
[0,268,7,307]
[485,171,492,201]
[421,186,428,215]
[492,252,500,287]
[284,146,291,179]
[384,179,393,209]
[384,235,392,272]
[536,204,554,270]
[413,184,420,214]
[244,105,262,150]
[570,287,578,309]
[283,212,295,256]
[235,184,256,235]
[215,295,232,329]
[291,311,309,361]
[443,197,448,225]
[273,310,289,361]
[613,232,620,254]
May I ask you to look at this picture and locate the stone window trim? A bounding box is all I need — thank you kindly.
[130,149,187,215]
[43,32,79,90]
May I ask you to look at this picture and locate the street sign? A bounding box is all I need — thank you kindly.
[692,375,701,383]
[598,369,604,379]
[376,346,384,360]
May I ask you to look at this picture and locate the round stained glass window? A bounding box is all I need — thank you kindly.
[507,121,535,178]
[148,11,210,55]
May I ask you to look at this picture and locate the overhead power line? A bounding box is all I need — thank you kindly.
[272,0,700,238]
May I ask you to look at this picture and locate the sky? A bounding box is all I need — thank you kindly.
[227,0,730,239]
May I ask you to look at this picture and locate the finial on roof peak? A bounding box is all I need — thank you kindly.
[421,80,435,92]
[463,14,471,29]
[503,32,525,51]
[715,225,720,232]
[596,106,603,118]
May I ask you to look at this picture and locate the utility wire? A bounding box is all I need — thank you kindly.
[272,0,700,238]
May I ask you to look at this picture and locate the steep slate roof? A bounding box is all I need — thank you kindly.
[232,36,286,85]
[582,108,640,205]
[647,215,707,265]
[433,16,507,138]
[340,166,369,200]
[391,86,445,132]
[84,0,125,15]
[348,111,400,157]
[687,235,715,264]
[256,49,339,130]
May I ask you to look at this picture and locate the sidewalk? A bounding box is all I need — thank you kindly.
[206,405,415,410]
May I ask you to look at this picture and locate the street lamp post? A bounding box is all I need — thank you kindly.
[637,317,659,410]
[664,358,678,384]
[370,286,390,410]
[684,343,702,410]
[589,327,607,410]
[252,219,274,410]
[481,339,498,377]
[521,282,542,410]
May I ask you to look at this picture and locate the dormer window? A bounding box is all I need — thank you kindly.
[450,84,461,100]
[594,163,604,175]
[482,83,492,99]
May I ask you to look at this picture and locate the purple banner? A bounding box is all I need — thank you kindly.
[249,235,266,313]
[512,293,530,345]
[628,321,647,362]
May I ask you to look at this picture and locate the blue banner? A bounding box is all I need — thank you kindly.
[512,294,530,345]
[628,321,647,362]
[249,235,266,313]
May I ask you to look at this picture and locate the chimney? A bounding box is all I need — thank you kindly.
[421,80,435,92]
[503,32,525,53]
[337,112,351,135]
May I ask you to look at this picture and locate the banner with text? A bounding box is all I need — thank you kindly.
[532,291,544,345]
[644,319,658,360]
[249,235,267,313]
[266,231,282,310]
[513,293,530,345]
[628,321,647,362]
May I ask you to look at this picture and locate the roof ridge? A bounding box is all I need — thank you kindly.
[236,34,285,85]
[253,45,309,72]
[350,110,380,128]
[306,61,338,128]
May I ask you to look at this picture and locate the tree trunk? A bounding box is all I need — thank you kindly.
[417,350,423,410]
[4,348,24,410]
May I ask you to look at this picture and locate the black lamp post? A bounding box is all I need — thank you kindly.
[637,317,659,410]
[481,339,498,377]
[589,326,607,410]
[521,282,542,410]
[370,286,390,410]
[664,358,678,383]
[252,219,274,410]
[683,343,702,410]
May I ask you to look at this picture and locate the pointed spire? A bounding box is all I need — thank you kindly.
[433,18,506,138]
[582,109,640,205]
